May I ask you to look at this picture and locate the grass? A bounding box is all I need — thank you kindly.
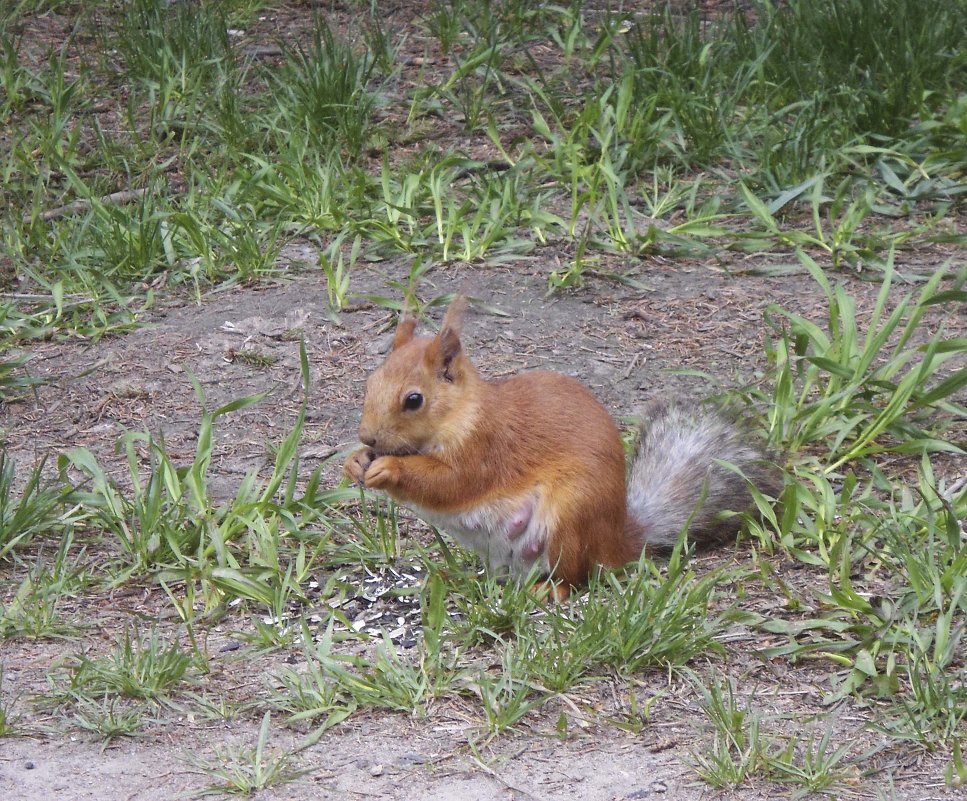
[0,535,88,639]
[2,0,962,332]
[60,626,197,702]
[691,676,859,794]
[0,0,965,797]
[70,696,146,741]
[0,666,18,736]
[272,17,378,159]
[190,711,307,795]
[0,454,77,560]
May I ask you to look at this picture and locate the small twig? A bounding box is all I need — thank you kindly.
[623,351,643,380]
[945,476,966,497]
[25,187,152,224]
[0,292,96,302]
[244,45,284,58]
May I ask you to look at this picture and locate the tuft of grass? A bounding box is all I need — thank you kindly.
[571,546,727,675]
[341,488,403,564]
[691,676,858,793]
[0,350,42,401]
[471,641,547,737]
[625,6,768,168]
[444,566,547,647]
[300,623,450,716]
[435,39,504,132]
[421,0,465,56]
[318,232,359,314]
[70,696,146,741]
[108,0,235,90]
[0,535,87,639]
[880,643,967,750]
[0,31,33,119]
[690,677,771,788]
[61,626,197,703]
[272,17,378,159]
[270,636,357,732]
[191,711,307,796]
[0,454,75,560]
[0,665,18,736]
[758,252,965,465]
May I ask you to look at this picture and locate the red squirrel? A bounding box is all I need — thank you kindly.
[344,298,780,599]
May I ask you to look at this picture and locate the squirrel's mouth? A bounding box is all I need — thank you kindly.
[370,445,420,458]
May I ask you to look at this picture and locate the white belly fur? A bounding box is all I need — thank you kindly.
[408,494,552,580]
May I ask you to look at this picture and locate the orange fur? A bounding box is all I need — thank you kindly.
[345,300,641,592]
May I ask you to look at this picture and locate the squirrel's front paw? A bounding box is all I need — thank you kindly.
[363,455,401,490]
[344,448,374,485]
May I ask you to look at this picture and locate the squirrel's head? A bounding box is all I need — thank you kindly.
[358,298,480,456]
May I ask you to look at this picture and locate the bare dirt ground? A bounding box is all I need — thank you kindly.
[2,246,965,801]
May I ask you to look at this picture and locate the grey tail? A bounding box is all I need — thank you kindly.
[625,403,781,550]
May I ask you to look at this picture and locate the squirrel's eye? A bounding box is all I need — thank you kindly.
[403,392,424,411]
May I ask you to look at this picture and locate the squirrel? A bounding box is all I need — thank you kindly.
[344,298,781,600]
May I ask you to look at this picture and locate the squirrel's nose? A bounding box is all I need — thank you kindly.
[359,427,376,447]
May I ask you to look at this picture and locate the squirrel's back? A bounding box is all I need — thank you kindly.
[492,370,625,472]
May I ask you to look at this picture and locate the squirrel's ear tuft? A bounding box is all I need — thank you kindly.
[440,295,467,337]
[392,315,417,351]
[437,296,467,377]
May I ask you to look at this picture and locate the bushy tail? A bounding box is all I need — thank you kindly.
[626,404,781,550]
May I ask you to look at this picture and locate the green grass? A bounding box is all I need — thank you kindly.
[691,676,858,793]
[70,696,146,741]
[190,711,307,796]
[1,1,965,796]
[0,535,88,639]
[60,626,197,702]
[0,454,76,560]
[272,17,378,159]
[0,666,18,736]
[2,0,962,335]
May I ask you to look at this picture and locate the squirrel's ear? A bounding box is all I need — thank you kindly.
[440,295,467,337]
[438,326,462,377]
[437,296,467,378]
[391,315,417,351]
